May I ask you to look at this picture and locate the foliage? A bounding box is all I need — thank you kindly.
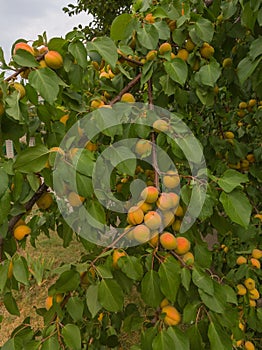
[0,0,262,349]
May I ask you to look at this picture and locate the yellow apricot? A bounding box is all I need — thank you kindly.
[68,191,85,207]
[132,224,151,243]
[163,170,180,189]
[162,305,181,326]
[252,248,262,259]
[249,288,260,300]
[44,50,63,69]
[244,341,255,350]
[112,249,126,269]
[236,284,247,296]
[141,186,159,203]
[200,42,214,59]
[160,232,177,250]
[236,256,247,265]
[7,261,13,279]
[120,93,135,103]
[144,211,162,230]
[153,119,169,133]
[127,206,144,225]
[176,49,189,61]
[36,192,53,210]
[14,225,31,241]
[159,42,172,55]
[185,39,195,52]
[222,58,232,68]
[250,258,260,269]
[244,278,256,290]
[175,237,191,255]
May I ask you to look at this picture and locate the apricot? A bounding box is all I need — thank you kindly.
[157,193,174,210]
[68,191,85,207]
[148,233,159,247]
[13,82,26,99]
[236,256,247,265]
[182,252,194,265]
[162,305,181,326]
[237,284,247,296]
[144,211,162,230]
[127,206,144,225]
[168,20,176,31]
[140,186,159,203]
[0,102,4,116]
[249,288,260,300]
[39,60,47,68]
[153,119,169,133]
[45,294,63,310]
[85,141,98,152]
[244,341,255,350]
[160,232,177,250]
[112,249,127,269]
[175,237,191,255]
[249,299,256,307]
[159,42,172,55]
[175,205,184,217]
[44,50,63,69]
[244,278,256,290]
[224,131,234,139]
[146,50,158,61]
[172,219,181,232]
[250,258,260,269]
[60,114,69,125]
[7,261,13,279]
[120,93,135,103]
[135,139,152,157]
[14,224,31,241]
[246,154,255,163]
[36,192,53,210]
[144,13,155,23]
[169,193,180,208]
[13,42,35,56]
[14,218,26,229]
[239,101,247,109]
[91,99,104,108]
[200,42,214,59]
[222,58,232,68]
[162,210,175,228]
[132,224,151,243]
[163,170,180,189]
[176,49,189,61]
[252,248,262,259]
[248,99,256,107]
[185,39,195,52]
[137,200,153,213]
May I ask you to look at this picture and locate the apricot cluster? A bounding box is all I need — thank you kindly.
[236,248,262,270]
[237,99,261,118]
[237,277,260,307]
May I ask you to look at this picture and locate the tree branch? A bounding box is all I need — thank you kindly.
[110,72,142,105]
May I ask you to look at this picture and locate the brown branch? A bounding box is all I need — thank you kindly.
[118,54,143,67]
[109,72,142,105]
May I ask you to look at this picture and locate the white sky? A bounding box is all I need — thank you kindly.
[0,0,92,61]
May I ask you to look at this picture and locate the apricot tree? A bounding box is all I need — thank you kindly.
[0,0,261,349]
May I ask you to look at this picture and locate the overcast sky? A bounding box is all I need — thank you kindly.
[0,0,92,61]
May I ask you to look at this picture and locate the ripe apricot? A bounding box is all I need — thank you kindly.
[168,193,180,208]
[153,119,169,132]
[200,42,214,59]
[68,191,85,207]
[141,186,159,203]
[112,249,127,269]
[60,114,69,125]
[144,13,155,23]
[175,237,191,255]
[45,294,63,310]
[44,50,63,69]
[157,193,174,210]
[120,93,135,103]
[14,224,31,241]
[127,206,144,225]
[91,99,104,108]
[160,298,169,308]
[146,50,158,61]
[250,258,261,269]
[236,256,247,265]
[249,288,260,300]
[160,232,177,250]
[13,42,35,56]
[249,299,256,307]
[244,278,256,290]
[135,139,152,157]
[174,205,184,217]
[237,284,247,296]
[132,224,151,243]
[163,170,180,189]
[159,42,172,55]
[162,305,181,326]
[36,192,53,210]
[239,101,247,109]
[176,49,189,61]
[252,248,262,259]
[137,200,153,213]
[244,341,255,350]
[12,82,26,99]
[182,252,194,265]
[144,211,162,230]
[248,99,256,107]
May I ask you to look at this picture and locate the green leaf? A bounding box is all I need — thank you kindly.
[183,301,201,324]
[194,244,212,268]
[158,256,181,302]
[137,24,159,50]
[152,330,174,350]
[198,289,225,313]
[28,68,61,104]
[13,256,29,285]
[118,256,143,281]
[192,267,214,295]
[237,56,261,85]
[164,59,188,86]
[62,324,82,350]
[5,91,23,121]
[219,190,252,228]
[111,14,133,41]
[181,267,191,291]
[41,336,60,350]
[86,284,102,318]
[191,17,214,42]
[86,37,118,68]
[186,325,204,349]
[4,293,20,316]
[49,270,80,294]
[141,270,163,307]
[249,37,262,61]
[167,327,190,350]
[13,145,49,173]
[208,322,232,350]
[86,199,106,230]
[195,59,221,87]
[218,169,248,193]
[241,2,257,31]
[98,279,124,312]
[73,149,95,177]
[68,41,88,69]
[13,50,39,68]
[0,191,11,226]
[66,297,84,322]
[0,263,9,292]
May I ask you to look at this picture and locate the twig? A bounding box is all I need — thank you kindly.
[118,53,143,67]
[110,72,142,105]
